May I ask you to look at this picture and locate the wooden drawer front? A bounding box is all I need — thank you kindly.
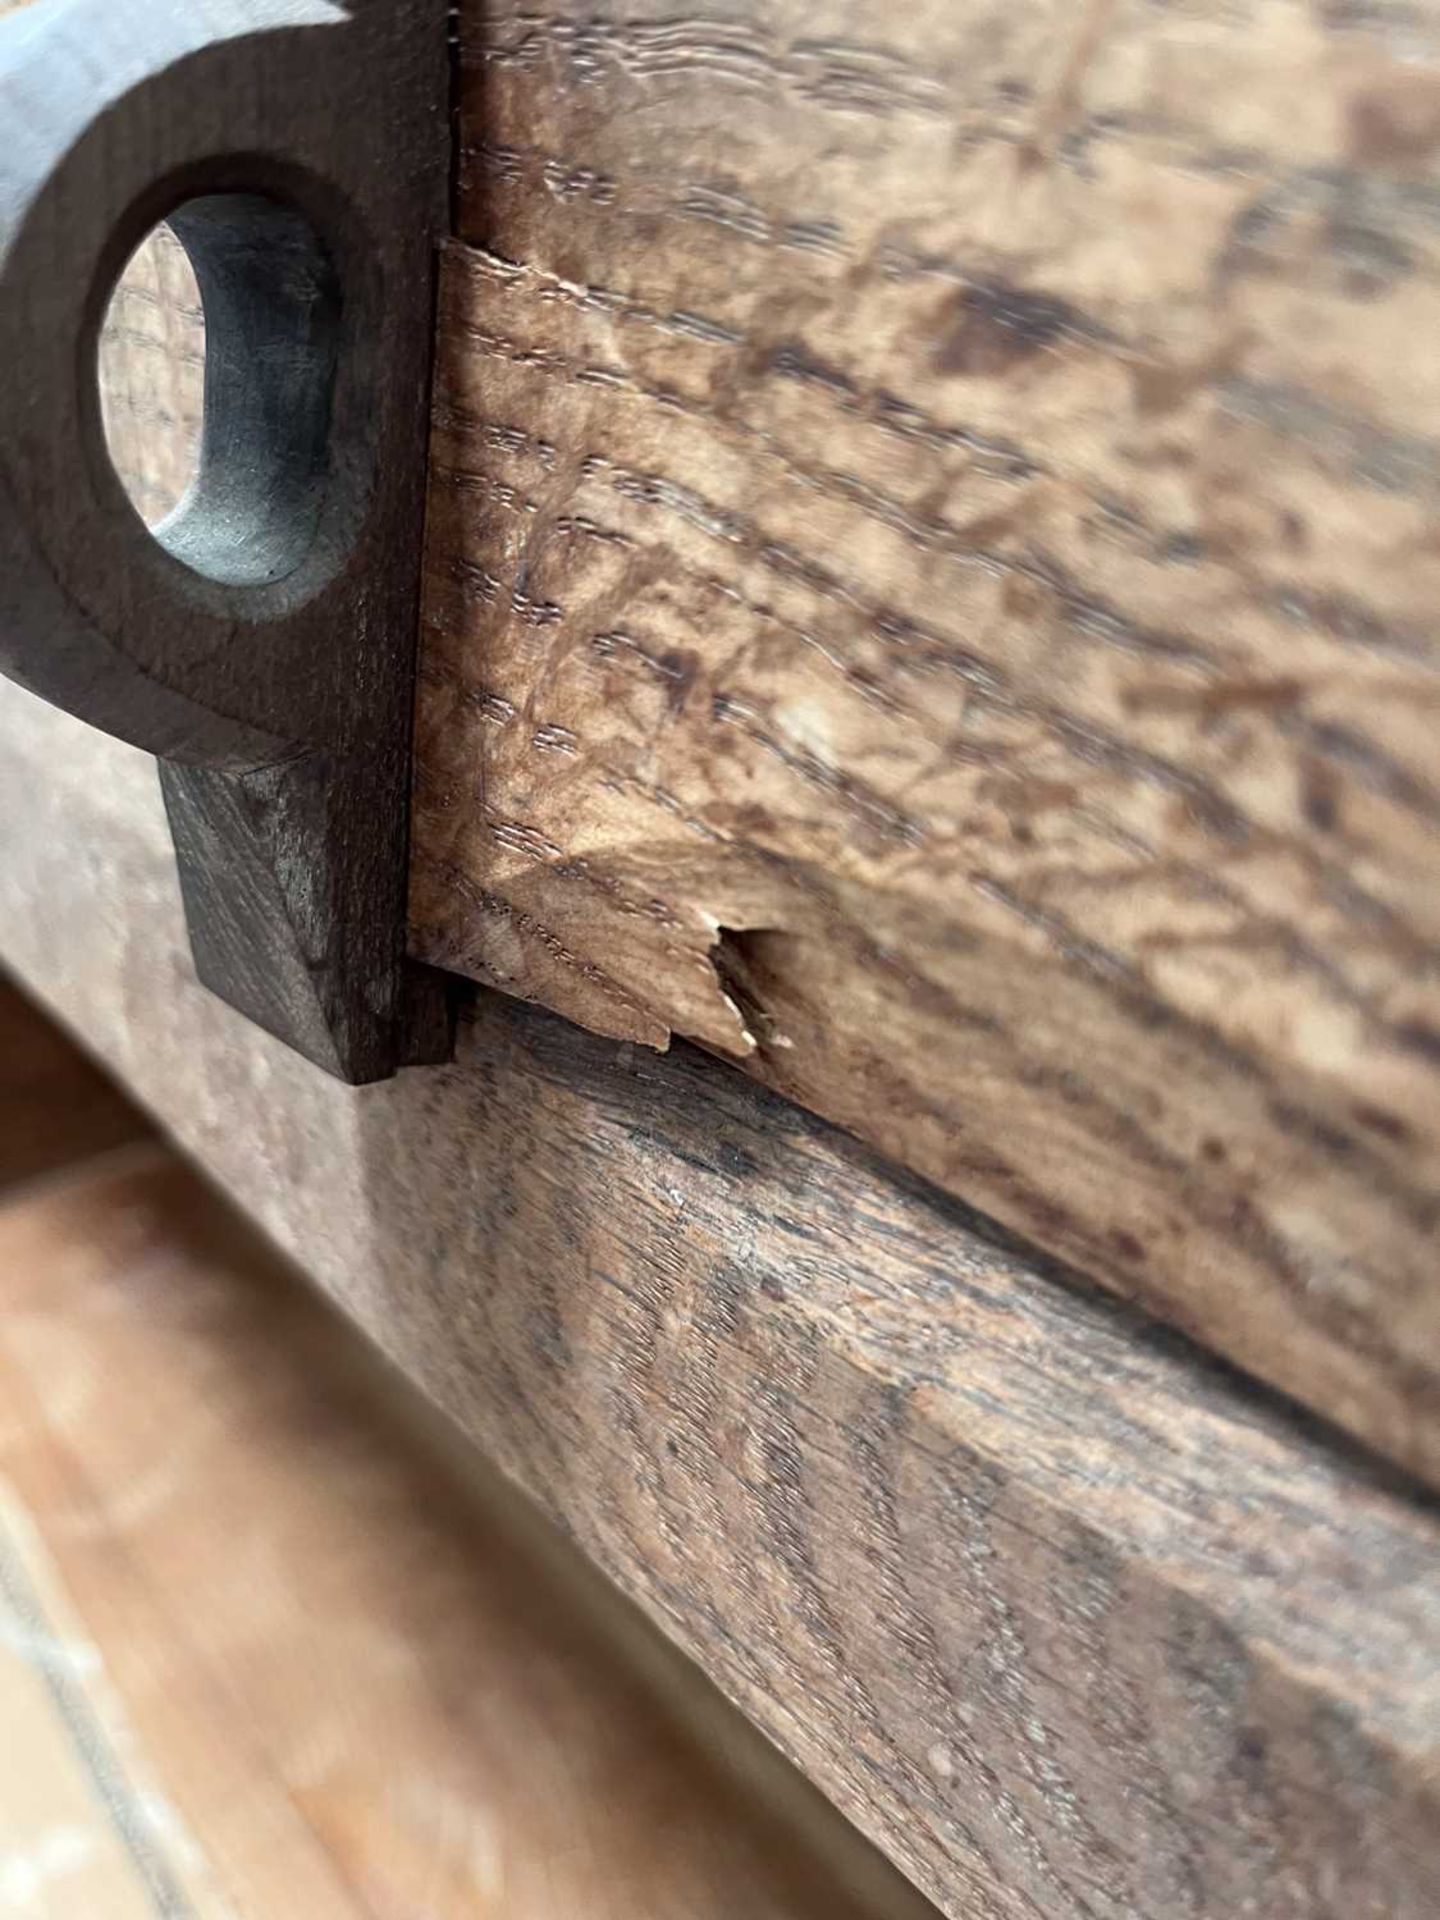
[410,0,1440,1487]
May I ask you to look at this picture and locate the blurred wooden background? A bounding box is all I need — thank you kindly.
[0,977,930,1920]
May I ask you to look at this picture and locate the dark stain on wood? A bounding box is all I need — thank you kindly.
[933,281,1094,376]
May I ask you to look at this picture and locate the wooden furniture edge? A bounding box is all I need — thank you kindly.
[0,677,1437,1918]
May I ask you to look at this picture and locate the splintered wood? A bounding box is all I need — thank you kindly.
[411,0,1440,1485]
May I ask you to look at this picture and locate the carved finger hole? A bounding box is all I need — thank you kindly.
[98,193,341,589]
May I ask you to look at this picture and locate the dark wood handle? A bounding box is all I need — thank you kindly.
[0,0,451,1080]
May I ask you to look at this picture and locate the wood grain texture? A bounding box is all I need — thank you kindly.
[0,1138,918,1920]
[410,0,1440,1484]
[2,682,1438,1920]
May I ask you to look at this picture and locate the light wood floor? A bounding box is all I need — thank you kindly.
[0,978,926,1919]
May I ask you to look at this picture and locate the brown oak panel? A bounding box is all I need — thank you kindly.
[411,0,1440,1484]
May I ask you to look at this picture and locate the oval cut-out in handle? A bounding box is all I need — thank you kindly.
[0,0,452,1081]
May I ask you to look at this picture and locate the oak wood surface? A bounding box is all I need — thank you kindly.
[2,680,1437,1920]
[0,990,919,1920]
[409,0,1440,1487]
